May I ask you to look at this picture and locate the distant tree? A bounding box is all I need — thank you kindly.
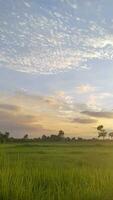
[0,131,4,143]
[50,134,57,141]
[42,135,47,141]
[65,137,71,142]
[109,132,113,139]
[4,132,10,139]
[58,130,64,138]
[77,137,83,141]
[91,138,97,141]
[97,125,107,140]
[23,134,28,140]
[72,137,76,142]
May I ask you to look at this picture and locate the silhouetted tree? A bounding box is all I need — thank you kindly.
[65,137,71,142]
[4,132,10,139]
[0,131,4,143]
[72,137,76,142]
[77,137,83,141]
[58,130,64,138]
[97,125,107,140]
[97,125,104,131]
[42,135,47,141]
[23,134,28,140]
[50,134,57,141]
[109,132,113,139]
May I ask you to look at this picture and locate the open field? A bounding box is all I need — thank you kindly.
[1,142,113,200]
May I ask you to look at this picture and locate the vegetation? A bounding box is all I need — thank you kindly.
[97,125,107,140]
[0,125,113,144]
[0,125,112,199]
[0,142,113,200]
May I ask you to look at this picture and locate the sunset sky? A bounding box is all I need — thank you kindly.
[0,0,113,138]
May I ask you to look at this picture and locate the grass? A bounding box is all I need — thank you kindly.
[0,142,113,199]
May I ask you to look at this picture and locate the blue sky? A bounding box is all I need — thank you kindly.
[0,0,113,138]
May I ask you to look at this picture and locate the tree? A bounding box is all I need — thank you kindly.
[0,131,4,143]
[50,134,58,141]
[72,137,76,142]
[65,137,71,142]
[97,125,104,132]
[23,134,28,139]
[4,132,10,139]
[97,125,107,140]
[42,135,47,141]
[109,132,113,139]
[58,130,64,138]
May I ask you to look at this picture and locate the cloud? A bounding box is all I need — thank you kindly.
[87,35,113,49]
[76,84,96,94]
[87,92,113,110]
[0,110,37,124]
[72,118,98,124]
[0,90,92,136]
[24,1,31,8]
[1,90,113,137]
[1,0,113,74]
[14,90,89,116]
[82,111,113,118]
[0,103,20,112]
[0,110,52,137]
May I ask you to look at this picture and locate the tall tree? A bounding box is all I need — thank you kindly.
[97,125,107,140]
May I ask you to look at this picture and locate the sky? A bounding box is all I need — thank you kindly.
[0,0,113,138]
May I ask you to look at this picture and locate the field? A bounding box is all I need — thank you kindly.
[1,142,113,200]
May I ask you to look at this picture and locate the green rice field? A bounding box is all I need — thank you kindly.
[0,142,113,200]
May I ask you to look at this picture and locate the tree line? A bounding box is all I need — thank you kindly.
[0,130,84,143]
[0,130,66,143]
[0,126,113,143]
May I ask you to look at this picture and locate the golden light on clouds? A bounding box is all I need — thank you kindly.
[0,90,113,138]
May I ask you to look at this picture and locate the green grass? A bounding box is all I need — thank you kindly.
[0,142,113,199]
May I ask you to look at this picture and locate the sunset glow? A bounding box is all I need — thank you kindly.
[0,0,113,137]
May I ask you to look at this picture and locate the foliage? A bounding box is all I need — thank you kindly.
[23,134,28,139]
[1,126,113,143]
[97,125,107,140]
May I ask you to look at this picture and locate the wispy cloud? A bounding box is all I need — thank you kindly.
[87,92,113,110]
[72,118,98,124]
[82,111,113,119]
[24,1,31,8]
[0,103,20,112]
